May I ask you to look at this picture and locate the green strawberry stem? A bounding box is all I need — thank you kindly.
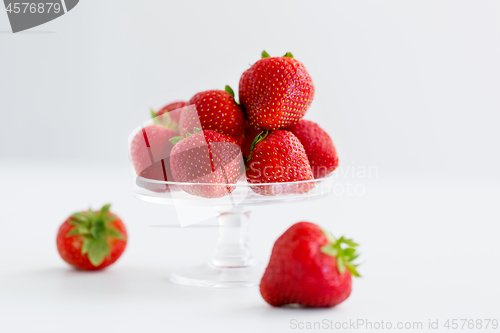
[246,130,269,163]
[170,136,184,145]
[320,229,361,277]
[67,204,125,267]
[151,108,162,126]
[225,85,235,99]
[261,50,294,59]
[225,85,240,105]
[169,127,202,145]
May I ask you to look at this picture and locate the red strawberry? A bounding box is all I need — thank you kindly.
[287,119,339,178]
[130,125,177,191]
[246,130,314,195]
[154,101,187,131]
[239,51,315,130]
[169,129,244,198]
[179,88,246,143]
[56,204,127,270]
[260,222,360,307]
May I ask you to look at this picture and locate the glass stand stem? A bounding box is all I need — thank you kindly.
[170,206,265,287]
[211,207,256,268]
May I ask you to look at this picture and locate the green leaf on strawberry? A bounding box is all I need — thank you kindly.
[66,203,126,267]
[320,229,361,277]
[261,50,293,59]
[225,85,240,105]
[88,238,110,267]
[66,226,88,236]
[81,237,92,255]
[169,128,203,146]
[151,107,175,128]
[246,130,269,162]
[98,203,111,218]
[68,212,89,225]
[151,108,158,121]
[104,228,126,239]
[170,136,185,145]
[225,85,235,99]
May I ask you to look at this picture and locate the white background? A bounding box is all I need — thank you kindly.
[1,1,499,332]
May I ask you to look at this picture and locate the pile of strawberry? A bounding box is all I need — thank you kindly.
[131,51,338,198]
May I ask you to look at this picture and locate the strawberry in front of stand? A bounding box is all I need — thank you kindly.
[179,87,246,143]
[287,119,339,178]
[239,51,315,130]
[169,129,244,198]
[130,124,177,192]
[246,130,314,195]
[260,222,360,307]
[56,204,127,270]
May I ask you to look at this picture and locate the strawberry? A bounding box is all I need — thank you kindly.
[56,204,127,270]
[260,222,360,307]
[153,101,187,131]
[169,129,244,198]
[287,119,339,178]
[130,125,177,191]
[179,87,246,143]
[245,130,314,195]
[239,51,315,130]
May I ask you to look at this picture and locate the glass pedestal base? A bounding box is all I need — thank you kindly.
[170,207,265,287]
[170,262,265,288]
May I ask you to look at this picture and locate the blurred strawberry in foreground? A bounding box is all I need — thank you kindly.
[170,129,244,198]
[260,222,360,307]
[287,119,339,178]
[239,51,315,130]
[246,130,314,195]
[154,101,187,131]
[57,204,127,270]
[130,125,177,191]
[179,88,246,143]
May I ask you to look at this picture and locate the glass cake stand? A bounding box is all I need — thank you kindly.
[128,119,335,287]
[131,176,335,288]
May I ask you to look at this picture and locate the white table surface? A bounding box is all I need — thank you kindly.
[0,159,499,333]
